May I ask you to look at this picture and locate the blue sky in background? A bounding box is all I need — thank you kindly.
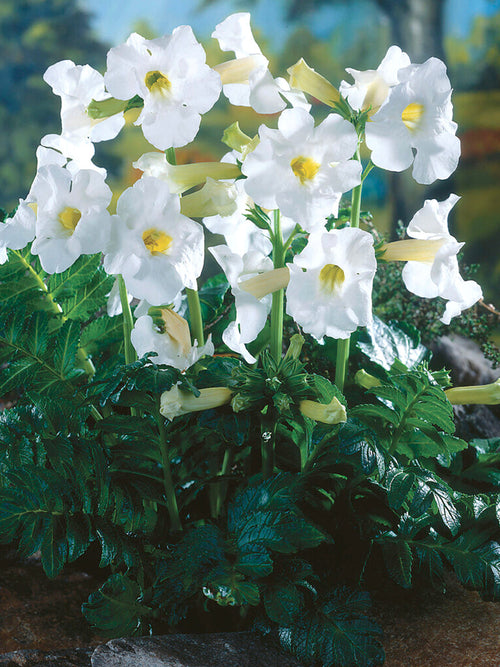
[79,0,500,47]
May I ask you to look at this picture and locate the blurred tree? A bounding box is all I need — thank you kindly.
[0,0,107,210]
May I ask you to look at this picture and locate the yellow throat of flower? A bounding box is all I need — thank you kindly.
[145,70,171,95]
[58,206,82,233]
[402,102,425,132]
[142,228,173,254]
[319,264,345,295]
[290,156,320,185]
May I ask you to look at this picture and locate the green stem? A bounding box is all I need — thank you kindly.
[186,287,205,346]
[261,409,277,480]
[118,275,136,366]
[214,447,234,518]
[156,406,182,532]
[270,209,285,362]
[335,146,363,392]
[165,147,177,165]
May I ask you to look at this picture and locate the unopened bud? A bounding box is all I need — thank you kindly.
[299,397,347,424]
[287,59,340,107]
[160,385,232,420]
[355,369,381,390]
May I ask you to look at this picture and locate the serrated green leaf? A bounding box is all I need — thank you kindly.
[82,573,146,635]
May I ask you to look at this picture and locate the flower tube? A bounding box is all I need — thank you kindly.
[445,379,500,405]
[160,385,233,420]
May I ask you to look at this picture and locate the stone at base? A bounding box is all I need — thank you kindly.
[91,633,303,667]
[0,647,94,667]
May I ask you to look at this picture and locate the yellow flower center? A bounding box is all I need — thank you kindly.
[145,70,171,95]
[58,206,82,233]
[290,156,320,185]
[401,102,425,132]
[319,264,345,294]
[142,228,173,254]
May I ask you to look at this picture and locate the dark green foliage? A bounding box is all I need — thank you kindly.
[279,588,385,667]
[0,242,498,665]
[82,574,148,636]
[350,363,467,461]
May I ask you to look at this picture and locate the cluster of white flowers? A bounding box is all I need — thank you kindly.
[0,12,482,371]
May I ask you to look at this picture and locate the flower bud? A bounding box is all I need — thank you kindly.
[445,378,500,405]
[299,397,347,424]
[355,369,381,390]
[160,385,233,420]
[287,59,340,108]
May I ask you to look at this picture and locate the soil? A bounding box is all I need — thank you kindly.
[0,548,499,665]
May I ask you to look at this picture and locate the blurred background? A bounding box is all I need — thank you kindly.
[1,0,499,300]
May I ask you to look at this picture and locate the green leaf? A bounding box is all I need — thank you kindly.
[82,573,147,635]
[380,534,413,588]
[356,316,428,370]
[280,588,384,667]
[264,583,303,625]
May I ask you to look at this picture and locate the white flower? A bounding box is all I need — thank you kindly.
[286,227,377,341]
[104,27,221,149]
[203,178,272,256]
[210,244,273,363]
[242,107,361,230]
[365,57,460,184]
[39,134,105,176]
[0,202,37,263]
[103,177,204,306]
[212,13,309,114]
[29,164,112,273]
[131,309,214,371]
[43,59,124,143]
[400,195,482,324]
[340,45,410,113]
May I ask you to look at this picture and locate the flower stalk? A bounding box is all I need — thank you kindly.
[156,403,182,532]
[270,209,285,362]
[335,145,363,392]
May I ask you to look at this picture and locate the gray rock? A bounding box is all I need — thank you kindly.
[91,633,302,667]
[430,335,499,386]
[0,647,93,667]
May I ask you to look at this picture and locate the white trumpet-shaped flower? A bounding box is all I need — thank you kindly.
[29,164,112,273]
[242,107,361,230]
[212,13,309,114]
[210,244,273,363]
[43,60,124,143]
[392,195,482,324]
[104,27,221,149]
[365,57,460,185]
[286,227,377,341]
[340,46,410,114]
[103,177,204,306]
[130,307,214,371]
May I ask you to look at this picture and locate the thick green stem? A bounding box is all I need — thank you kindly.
[261,409,277,480]
[186,287,205,346]
[335,146,363,392]
[270,209,285,363]
[118,275,136,366]
[214,447,234,518]
[156,407,182,532]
